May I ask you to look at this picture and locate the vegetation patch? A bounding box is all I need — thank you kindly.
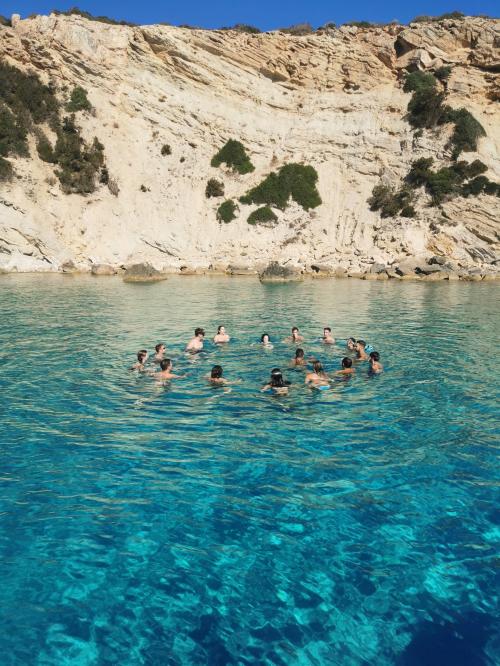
[0,15,12,27]
[240,163,321,211]
[54,116,106,194]
[368,184,415,217]
[217,199,238,223]
[51,7,137,27]
[67,86,92,112]
[205,178,224,198]
[247,206,278,225]
[211,139,254,174]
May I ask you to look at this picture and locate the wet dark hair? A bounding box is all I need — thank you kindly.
[324,327,332,333]
[347,337,356,344]
[270,368,285,387]
[370,351,380,362]
[356,340,366,348]
[195,328,205,337]
[313,361,325,375]
[160,358,172,371]
[261,333,270,342]
[155,343,165,353]
[217,325,224,334]
[292,327,299,333]
[211,365,223,379]
[342,357,352,369]
[295,348,304,358]
[137,351,147,362]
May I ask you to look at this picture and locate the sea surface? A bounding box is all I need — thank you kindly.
[0,274,498,666]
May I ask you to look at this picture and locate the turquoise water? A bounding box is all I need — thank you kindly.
[0,274,499,665]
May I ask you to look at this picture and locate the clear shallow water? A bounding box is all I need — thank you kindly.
[0,274,499,666]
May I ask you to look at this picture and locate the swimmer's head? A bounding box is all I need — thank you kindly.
[270,368,284,387]
[356,339,366,351]
[313,361,324,374]
[217,326,225,334]
[195,328,205,338]
[137,350,148,362]
[261,333,270,343]
[160,358,172,371]
[155,343,166,354]
[370,351,380,362]
[295,348,304,358]
[211,365,223,379]
[324,327,332,335]
[342,357,352,369]
[347,337,356,349]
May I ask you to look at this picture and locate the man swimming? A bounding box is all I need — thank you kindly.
[213,326,230,344]
[305,361,330,387]
[284,327,304,344]
[335,357,356,376]
[355,340,369,361]
[185,328,205,352]
[262,368,291,395]
[154,343,166,363]
[130,350,148,371]
[322,327,335,344]
[369,351,383,374]
[291,348,307,367]
[155,358,183,380]
[206,365,240,385]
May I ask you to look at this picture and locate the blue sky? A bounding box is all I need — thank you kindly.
[2,0,497,30]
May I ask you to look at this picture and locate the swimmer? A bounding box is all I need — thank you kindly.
[355,340,369,361]
[261,333,273,348]
[185,327,205,352]
[305,361,330,387]
[154,343,166,363]
[291,348,307,367]
[206,365,240,385]
[261,368,291,395]
[335,357,356,376]
[155,358,183,381]
[130,349,148,371]
[346,337,356,351]
[369,351,383,374]
[213,325,230,344]
[284,326,304,344]
[322,327,335,345]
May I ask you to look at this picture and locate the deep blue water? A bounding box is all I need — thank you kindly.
[0,275,499,666]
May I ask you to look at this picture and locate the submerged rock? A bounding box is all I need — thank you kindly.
[122,263,167,282]
[259,262,303,283]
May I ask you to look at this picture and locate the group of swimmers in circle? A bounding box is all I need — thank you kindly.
[130,325,383,395]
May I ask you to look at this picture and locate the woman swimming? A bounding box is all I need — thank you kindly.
[290,348,307,367]
[262,368,291,395]
[305,361,330,387]
[261,333,273,348]
[213,326,230,344]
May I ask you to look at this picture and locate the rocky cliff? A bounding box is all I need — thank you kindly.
[0,13,498,277]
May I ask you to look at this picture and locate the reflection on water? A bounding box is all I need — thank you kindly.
[0,275,499,665]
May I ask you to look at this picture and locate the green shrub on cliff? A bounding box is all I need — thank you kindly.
[240,163,321,211]
[0,156,12,180]
[0,105,28,157]
[67,86,92,112]
[217,199,238,223]
[368,183,415,217]
[247,206,278,225]
[211,139,254,174]
[54,116,105,194]
[403,71,437,94]
[205,178,224,198]
[36,132,57,163]
[446,108,486,158]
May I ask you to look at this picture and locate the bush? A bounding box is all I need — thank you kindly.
[447,108,486,158]
[52,7,137,26]
[232,24,261,34]
[401,205,417,218]
[403,71,437,94]
[161,144,171,156]
[211,139,254,174]
[0,105,28,157]
[0,15,12,27]
[407,87,446,129]
[0,61,59,126]
[368,183,414,217]
[280,23,314,35]
[425,167,461,204]
[205,178,224,198]
[411,11,465,22]
[54,116,105,194]
[217,199,238,223]
[0,156,12,180]
[406,157,434,187]
[247,206,278,225]
[108,178,119,196]
[344,21,373,28]
[435,66,452,82]
[462,176,499,197]
[67,86,92,112]
[36,133,57,163]
[240,163,321,211]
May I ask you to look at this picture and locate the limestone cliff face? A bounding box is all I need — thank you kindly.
[0,14,498,274]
